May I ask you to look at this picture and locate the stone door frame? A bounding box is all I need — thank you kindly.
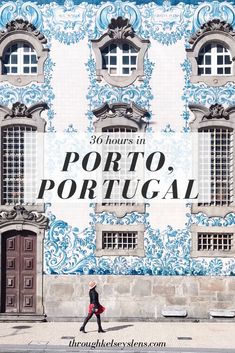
[0,207,48,316]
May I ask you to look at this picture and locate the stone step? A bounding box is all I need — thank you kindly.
[209,310,235,318]
[0,314,46,322]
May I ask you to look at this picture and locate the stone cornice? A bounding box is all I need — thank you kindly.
[189,19,235,45]
[0,19,47,44]
[0,206,49,228]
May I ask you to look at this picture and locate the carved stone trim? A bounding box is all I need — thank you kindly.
[202,104,229,121]
[107,17,135,39]
[0,19,47,44]
[0,206,48,228]
[91,16,149,87]
[189,19,235,45]
[3,102,48,121]
[93,102,149,130]
[5,102,31,119]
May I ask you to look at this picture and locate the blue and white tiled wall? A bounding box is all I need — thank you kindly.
[1,0,235,275]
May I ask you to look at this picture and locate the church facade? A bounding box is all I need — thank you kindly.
[0,0,235,320]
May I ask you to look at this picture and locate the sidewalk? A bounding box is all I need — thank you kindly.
[1,321,235,352]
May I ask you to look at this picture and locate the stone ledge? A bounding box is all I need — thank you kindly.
[209,310,235,318]
[0,314,47,322]
[161,309,187,317]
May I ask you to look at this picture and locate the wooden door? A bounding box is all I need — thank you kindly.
[1,231,36,313]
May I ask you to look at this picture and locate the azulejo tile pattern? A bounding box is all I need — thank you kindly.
[1,0,235,275]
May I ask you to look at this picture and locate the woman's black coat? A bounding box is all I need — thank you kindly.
[89,287,100,310]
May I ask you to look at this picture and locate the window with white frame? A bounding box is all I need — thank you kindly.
[102,125,137,207]
[198,43,232,76]
[2,125,37,205]
[101,43,138,76]
[189,103,235,217]
[93,102,148,217]
[198,127,233,207]
[0,19,49,86]
[0,102,47,211]
[92,17,149,87]
[186,19,235,86]
[3,42,38,75]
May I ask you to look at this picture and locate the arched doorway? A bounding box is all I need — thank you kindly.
[1,230,37,313]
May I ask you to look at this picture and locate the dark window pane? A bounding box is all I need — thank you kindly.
[131,56,136,65]
[205,44,211,53]
[24,55,29,64]
[123,44,129,53]
[217,56,223,65]
[122,68,129,75]
[225,67,231,74]
[110,56,117,65]
[217,44,223,53]
[130,46,137,53]
[225,55,231,64]
[205,68,211,74]
[23,44,30,52]
[23,67,29,73]
[31,67,37,73]
[102,46,108,54]
[198,67,204,75]
[4,55,10,64]
[3,66,9,74]
[31,55,37,64]
[11,44,17,52]
[11,67,17,73]
[102,56,108,68]
[205,56,211,65]
[11,55,18,64]
[122,56,129,65]
[110,44,117,53]
[198,55,204,65]
[217,67,223,74]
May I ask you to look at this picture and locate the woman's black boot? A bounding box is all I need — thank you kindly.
[97,314,105,333]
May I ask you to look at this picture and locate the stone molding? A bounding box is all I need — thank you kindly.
[0,206,48,229]
[91,16,149,87]
[107,17,135,39]
[189,19,235,45]
[0,19,49,86]
[0,19,47,44]
[93,102,149,132]
[186,19,235,86]
[189,103,235,217]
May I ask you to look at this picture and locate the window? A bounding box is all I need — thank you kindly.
[95,224,145,256]
[101,43,138,76]
[187,19,235,86]
[189,103,235,217]
[3,42,38,75]
[198,127,233,207]
[198,44,232,76]
[92,16,149,87]
[2,125,36,205]
[191,226,235,257]
[198,232,232,251]
[93,102,148,217]
[0,102,47,211]
[0,19,49,86]
[102,231,137,250]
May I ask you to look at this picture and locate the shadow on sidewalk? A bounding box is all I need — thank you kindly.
[87,324,134,333]
[106,324,134,331]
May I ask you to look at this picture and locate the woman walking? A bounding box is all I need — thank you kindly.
[80,281,105,333]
